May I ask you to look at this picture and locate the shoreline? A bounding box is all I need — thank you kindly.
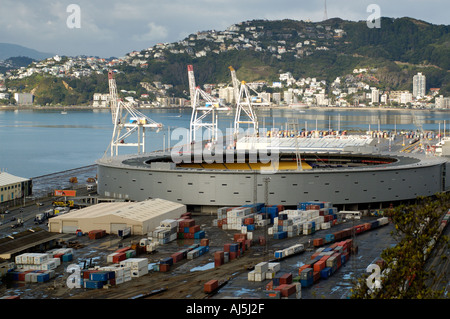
[1,104,449,112]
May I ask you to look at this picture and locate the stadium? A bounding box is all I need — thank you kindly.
[96,136,448,212]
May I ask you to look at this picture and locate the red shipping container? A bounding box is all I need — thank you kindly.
[171,252,184,263]
[244,218,254,225]
[276,205,284,212]
[275,284,296,297]
[313,238,324,247]
[223,243,231,252]
[179,219,195,228]
[18,272,26,281]
[214,259,223,267]
[265,280,274,291]
[320,255,330,262]
[229,251,238,260]
[282,284,297,297]
[189,225,201,233]
[214,251,224,260]
[313,271,321,283]
[313,260,325,272]
[280,273,292,284]
[159,263,170,272]
[112,252,126,263]
[115,246,131,254]
[233,233,247,241]
[200,238,209,246]
[204,279,219,293]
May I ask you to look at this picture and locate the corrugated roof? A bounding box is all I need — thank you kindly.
[0,172,30,186]
[52,198,186,222]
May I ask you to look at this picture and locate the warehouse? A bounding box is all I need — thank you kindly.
[0,172,32,208]
[48,198,186,235]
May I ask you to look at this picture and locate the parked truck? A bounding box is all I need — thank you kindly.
[118,227,131,239]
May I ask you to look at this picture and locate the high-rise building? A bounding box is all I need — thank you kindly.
[413,72,426,98]
[371,88,379,104]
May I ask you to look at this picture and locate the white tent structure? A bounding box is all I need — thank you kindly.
[48,198,186,235]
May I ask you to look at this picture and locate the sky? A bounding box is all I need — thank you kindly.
[0,0,448,58]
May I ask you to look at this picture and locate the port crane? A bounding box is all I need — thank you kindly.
[187,65,229,144]
[108,71,162,156]
[234,81,259,137]
[229,66,270,107]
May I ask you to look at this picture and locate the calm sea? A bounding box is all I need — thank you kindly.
[1,107,449,178]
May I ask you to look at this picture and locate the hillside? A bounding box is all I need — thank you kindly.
[3,17,449,106]
[0,43,54,61]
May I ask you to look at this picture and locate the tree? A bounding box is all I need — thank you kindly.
[351,193,450,299]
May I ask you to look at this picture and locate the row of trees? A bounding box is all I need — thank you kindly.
[351,193,450,299]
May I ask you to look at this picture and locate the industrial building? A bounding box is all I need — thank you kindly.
[48,198,186,235]
[0,172,32,208]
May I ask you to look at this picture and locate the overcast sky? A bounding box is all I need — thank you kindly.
[0,0,448,58]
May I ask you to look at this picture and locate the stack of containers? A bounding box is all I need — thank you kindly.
[96,265,130,285]
[149,219,178,244]
[82,269,116,289]
[120,258,149,278]
[224,242,241,260]
[7,269,55,284]
[248,262,281,282]
[187,244,209,260]
[299,268,314,288]
[48,248,74,263]
[300,239,353,285]
[248,261,269,282]
[172,239,209,264]
[107,246,136,264]
[177,218,206,240]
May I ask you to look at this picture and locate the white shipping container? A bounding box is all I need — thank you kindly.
[265,271,275,279]
[254,272,265,282]
[248,270,255,281]
[254,262,269,273]
[268,262,281,272]
[247,231,253,240]
[131,267,148,278]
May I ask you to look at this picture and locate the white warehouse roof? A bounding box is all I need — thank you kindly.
[0,172,30,187]
[48,198,187,235]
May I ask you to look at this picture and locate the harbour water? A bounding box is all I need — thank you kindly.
[1,107,450,179]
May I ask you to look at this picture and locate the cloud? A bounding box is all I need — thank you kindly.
[132,22,169,43]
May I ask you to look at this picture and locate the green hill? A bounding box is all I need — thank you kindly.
[4,17,450,106]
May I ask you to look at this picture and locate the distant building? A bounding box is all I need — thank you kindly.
[435,95,450,109]
[218,87,235,104]
[413,72,426,98]
[0,172,32,206]
[371,88,379,104]
[14,93,33,106]
[92,93,110,107]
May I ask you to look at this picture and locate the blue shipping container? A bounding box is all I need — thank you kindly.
[90,272,108,282]
[300,278,313,288]
[194,230,205,239]
[62,253,73,262]
[320,267,332,279]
